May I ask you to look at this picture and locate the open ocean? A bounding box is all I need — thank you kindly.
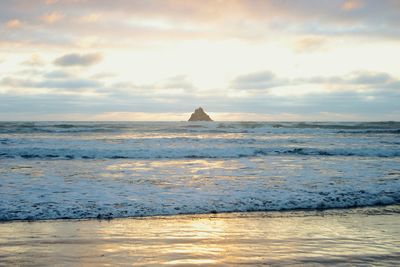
[0,121,399,221]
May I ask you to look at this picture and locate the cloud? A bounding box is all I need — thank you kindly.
[37,79,101,90]
[303,71,396,88]
[0,76,102,91]
[1,67,399,120]
[230,70,400,94]
[40,11,65,24]
[44,70,72,79]
[100,75,197,99]
[91,72,117,79]
[231,71,286,90]
[1,77,34,88]
[40,11,64,24]
[0,0,399,50]
[80,13,102,23]
[21,54,45,67]
[347,71,393,85]
[5,19,22,29]
[294,36,327,53]
[3,65,89,96]
[157,75,196,91]
[53,53,103,67]
[342,0,364,11]
[1,1,399,121]
[44,0,59,5]
[1,81,399,121]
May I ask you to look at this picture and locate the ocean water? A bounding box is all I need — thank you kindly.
[0,121,399,221]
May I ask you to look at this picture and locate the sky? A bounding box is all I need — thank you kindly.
[0,0,399,121]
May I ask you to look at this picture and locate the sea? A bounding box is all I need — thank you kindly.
[0,121,399,221]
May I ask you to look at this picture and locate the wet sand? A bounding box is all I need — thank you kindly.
[1,206,400,266]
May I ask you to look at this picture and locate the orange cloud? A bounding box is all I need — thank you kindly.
[41,11,64,23]
[294,36,327,53]
[342,0,364,11]
[6,19,22,29]
[44,0,59,4]
[80,13,102,23]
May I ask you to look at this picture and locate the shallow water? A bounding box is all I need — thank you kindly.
[0,206,399,266]
[0,121,399,220]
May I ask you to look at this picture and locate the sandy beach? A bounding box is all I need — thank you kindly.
[1,205,399,266]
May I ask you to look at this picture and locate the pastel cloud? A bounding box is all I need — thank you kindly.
[301,71,396,88]
[1,0,400,48]
[1,80,398,121]
[1,76,101,91]
[53,53,103,67]
[231,71,281,90]
[44,0,59,5]
[5,19,22,29]
[0,0,399,120]
[22,54,45,67]
[294,36,327,53]
[229,70,400,95]
[342,0,364,11]
[157,75,196,91]
[80,13,102,23]
[40,11,64,24]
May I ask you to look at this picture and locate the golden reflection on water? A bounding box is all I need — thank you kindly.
[0,210,399,266]
[102,159,255,191]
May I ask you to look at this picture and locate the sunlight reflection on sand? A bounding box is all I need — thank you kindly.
[1,207,399,265]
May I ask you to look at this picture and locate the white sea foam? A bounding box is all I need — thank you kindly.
[0,157,399,221]
[0,122,399,221]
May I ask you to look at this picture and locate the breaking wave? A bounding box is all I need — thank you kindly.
[1,121,399,221]
[0,121,399,134]
[1,146,399,159]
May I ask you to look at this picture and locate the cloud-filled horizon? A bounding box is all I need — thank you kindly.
[0,0,399,121]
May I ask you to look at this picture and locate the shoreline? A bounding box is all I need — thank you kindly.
[1,205,399,265]
[1,203,399,224]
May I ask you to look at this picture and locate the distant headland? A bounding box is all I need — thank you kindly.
[188,107,213,121]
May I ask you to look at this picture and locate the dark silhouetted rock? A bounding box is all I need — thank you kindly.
[188,107,213,121]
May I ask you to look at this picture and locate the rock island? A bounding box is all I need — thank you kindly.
[188,107,213,121]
